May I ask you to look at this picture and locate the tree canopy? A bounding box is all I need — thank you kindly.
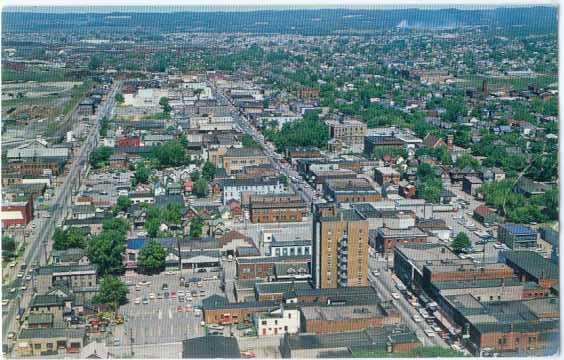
[151,140,186,168]
[137,239,166,274]
[193,178,209,198]
[201,161,217,181]
[53,227,88,250]
[93,276,129,312]
[452,232,471,253]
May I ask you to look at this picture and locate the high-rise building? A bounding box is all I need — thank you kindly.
[312,203,369,289]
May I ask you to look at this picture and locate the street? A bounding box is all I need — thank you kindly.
[1,83,120,344]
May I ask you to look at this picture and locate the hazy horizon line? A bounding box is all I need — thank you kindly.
[2,4,557,13]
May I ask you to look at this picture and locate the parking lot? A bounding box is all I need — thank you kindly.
[114,270,224,346]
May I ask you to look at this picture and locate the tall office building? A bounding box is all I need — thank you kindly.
[312,203,369,289]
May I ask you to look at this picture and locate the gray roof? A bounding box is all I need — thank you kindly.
[19,328,86,340]
[182,336,240,359]
[30,294,65,308]
[224,147,265,158]
[503,250,559,280]
[36,264,97,275]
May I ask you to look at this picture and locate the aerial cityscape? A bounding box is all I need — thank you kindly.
[0,5,559,359]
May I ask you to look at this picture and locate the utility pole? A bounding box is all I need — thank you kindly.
[129,327,134,357]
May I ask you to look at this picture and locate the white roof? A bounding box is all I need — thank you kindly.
[1,211,24,220]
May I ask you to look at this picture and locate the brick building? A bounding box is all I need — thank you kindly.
[323,178,381,203]
[373,167,401,186]
[249,194,307,223]
[1,198,34,228]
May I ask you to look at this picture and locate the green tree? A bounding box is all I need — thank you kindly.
[114,196,132,214]
[100,116,110,138]
[151,140,185,167]
[416,163,443,203]
[145,217,161,238]
[452,232,471,253]
[193,178,209,198]
[2,236,16,260]
[159,97,171,114]
[455,154,480,170]
[53,227,87,250]
[114,92,125,104]
[189,215,204,237]
[87,230,125,276]
[201,161,216,181]
[190,171,201,181]
[137,239,166,274]
[241,134,261,148]
[102,218,130,236]
[133,162,151,185]
[90,146,113,169]
[88,54,103,70]
[163,203,184,224]
[544,187,559,221]
[93,276,128,313]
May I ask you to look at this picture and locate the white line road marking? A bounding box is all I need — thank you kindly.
[158,309,162,320]
[168,308,172,319]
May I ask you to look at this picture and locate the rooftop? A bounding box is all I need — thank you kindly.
[301,303,386,321]
[503,250,559,280]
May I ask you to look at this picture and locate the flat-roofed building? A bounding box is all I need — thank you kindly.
[222,147,269,175]
[249,194,307,223]
[323,178,381,203]
[312,203,369,288]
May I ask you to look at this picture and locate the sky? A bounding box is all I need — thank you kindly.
[3,0,558,11]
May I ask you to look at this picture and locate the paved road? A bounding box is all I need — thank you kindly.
[2,83,120,345]
[213,86,317,205]
[368,255,448,348]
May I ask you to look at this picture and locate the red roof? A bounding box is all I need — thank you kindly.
[474,205,494,217]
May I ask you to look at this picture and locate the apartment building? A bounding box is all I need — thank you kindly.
[312,203,369,289]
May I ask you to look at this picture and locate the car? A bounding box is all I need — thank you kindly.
[9,288,16,293]
[9,262,16,268]
[20,286,26,291]
[197,282,203,288]
[165,271,176,275]
[432,325,442,333]
[7,332,15,340]
[208,325,224,331]
[16,272,24,278]
[194,308,202,316]
[391,292,401,300]
[138,281,151,286]
[142,297,149,305]
[164,292,170,299]
[2,299,10,306]
[197,268,207,273]
[149,293,156,300]
[178,290,185,297]
[135,286,141,292]
[412,315,423,323]
[493,243,504,249]
[113,337,121,346]
[134,298,141,305]
[162,283,169,290]
[176,306,184,313]
[372,270,380,276]
[241,351,256,358]
[171,292,177,299]
[157,293,163,299]
[424,329,436,337]
[178,296,184,303]
[186,296,193,302]
[24,275,31,282]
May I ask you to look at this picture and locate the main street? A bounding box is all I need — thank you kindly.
[2,83,120,344]
[212,86,317,205]
[368,255,449,349]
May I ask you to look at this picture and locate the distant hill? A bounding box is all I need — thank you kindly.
[2,7,557,35]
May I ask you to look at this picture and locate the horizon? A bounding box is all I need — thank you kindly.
[2,3,557,13]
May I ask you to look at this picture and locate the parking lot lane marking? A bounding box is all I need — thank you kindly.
[168,308,172,319]
[158,309,162,320]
